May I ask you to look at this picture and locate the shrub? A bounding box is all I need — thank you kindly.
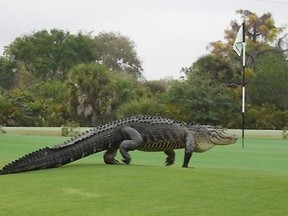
[61,121,80,137]
[0,125,6,134]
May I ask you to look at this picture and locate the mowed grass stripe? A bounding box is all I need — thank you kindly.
[0,131,288,216]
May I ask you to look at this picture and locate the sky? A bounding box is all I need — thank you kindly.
[0,0,287,80]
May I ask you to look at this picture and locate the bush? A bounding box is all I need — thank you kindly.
[0,125,6,134]
[246,104,288,129]
[283,127,288,139]
[61,121,80,137]
[116,97,168,119]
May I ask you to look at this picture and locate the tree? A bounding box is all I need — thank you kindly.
[0,57,16,89]
[195,9,288,129]
[144,80,168,96]
[209,9,285,65]
[94,32,143,79]
[27,80,69,126]
[248,50,288,110]
[165,73,239,127]
[66,63,115,125]
[184,55,241,87]
[109,74,138,114]
[227,9,283,44]
[4,29,98,81]
[4,30,143,82]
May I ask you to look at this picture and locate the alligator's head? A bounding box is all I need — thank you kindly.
[189,125,237,152]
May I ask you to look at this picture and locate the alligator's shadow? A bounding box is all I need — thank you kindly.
[59,163,157,170]
[53,163,194,172]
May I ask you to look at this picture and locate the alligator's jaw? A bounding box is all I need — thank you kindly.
[211,132,238,145]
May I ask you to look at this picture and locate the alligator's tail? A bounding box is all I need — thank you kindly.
[0,129,111,175]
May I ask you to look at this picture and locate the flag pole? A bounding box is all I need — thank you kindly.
[241,22,246,148]
[232,22,246,148]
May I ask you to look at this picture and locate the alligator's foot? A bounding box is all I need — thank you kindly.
[122,158,131,165]
[109,159,122,165]
[182,165,194,169]
[105,160,122,165]
[164,150,175,166]
[165,158,174,166]
[104,150,121,165]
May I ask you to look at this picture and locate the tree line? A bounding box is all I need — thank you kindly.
[0,9,287,129]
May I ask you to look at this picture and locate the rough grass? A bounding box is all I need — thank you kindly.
[0,130,287,216]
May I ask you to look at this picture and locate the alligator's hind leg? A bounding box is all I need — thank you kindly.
[164,150,175,166]
[103,149,121,165]
[119,126,143,165]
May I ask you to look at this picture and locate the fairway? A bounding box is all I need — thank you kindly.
[0,129,288,216]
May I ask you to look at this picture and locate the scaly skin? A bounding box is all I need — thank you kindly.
[0,116,237,175]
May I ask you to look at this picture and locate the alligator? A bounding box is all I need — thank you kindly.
[0,116,237,175]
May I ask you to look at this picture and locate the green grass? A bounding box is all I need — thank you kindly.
[0,130,288,216]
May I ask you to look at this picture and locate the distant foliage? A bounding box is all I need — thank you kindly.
[283,127,288,139]
[0,89,46,126]
[61,121,80,137]
[0,10,287,129]
[94,32,143,79]
[66,63,115,126]
[0,57,16,89]
[116,97,168,119]
[0,126,6,134]
[246,104,288,129]
[249,51,288,110]
[4,29,98,81]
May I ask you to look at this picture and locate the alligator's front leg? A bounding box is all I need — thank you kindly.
[119,126,143,165]
[182,131,195,168]
[182,151,194,168]
[164,150,175,166]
